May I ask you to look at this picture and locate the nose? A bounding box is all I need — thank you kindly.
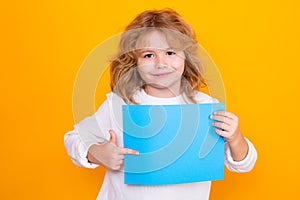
[155,52,167,68]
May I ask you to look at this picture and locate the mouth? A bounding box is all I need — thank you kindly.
[151,72,173,77]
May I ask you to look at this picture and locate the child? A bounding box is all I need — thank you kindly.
[64,8,257,200]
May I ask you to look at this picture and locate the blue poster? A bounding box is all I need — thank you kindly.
[122,103,225,185]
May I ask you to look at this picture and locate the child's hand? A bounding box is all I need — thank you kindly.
[87,129,139,171]
[210,111,249,161]
[210,111,242,144]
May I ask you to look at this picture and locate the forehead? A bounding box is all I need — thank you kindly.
[130,28,194,53]
[135,30,169,50]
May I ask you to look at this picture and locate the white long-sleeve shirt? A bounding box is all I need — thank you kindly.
[64,90,257,200]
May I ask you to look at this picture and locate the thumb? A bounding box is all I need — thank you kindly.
[109,129,117,146]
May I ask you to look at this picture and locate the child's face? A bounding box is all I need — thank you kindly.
[136,31,185,96]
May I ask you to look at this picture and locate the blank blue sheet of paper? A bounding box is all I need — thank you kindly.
[122,103,225,185]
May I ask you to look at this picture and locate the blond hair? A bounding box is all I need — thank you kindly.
[110,8,206,103]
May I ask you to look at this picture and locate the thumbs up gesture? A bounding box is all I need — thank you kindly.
[87,129,139,170]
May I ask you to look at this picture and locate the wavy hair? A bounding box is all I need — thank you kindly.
[110,8,206,103]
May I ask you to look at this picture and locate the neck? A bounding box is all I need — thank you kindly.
[144,85,181,98]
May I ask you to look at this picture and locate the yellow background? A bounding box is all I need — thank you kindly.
[1,0,299,199]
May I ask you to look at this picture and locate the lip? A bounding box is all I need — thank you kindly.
[151,72,173,77]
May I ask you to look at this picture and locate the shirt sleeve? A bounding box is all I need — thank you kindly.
[64,130,100,168]
[224,137,257,172]
[64,100,111,168]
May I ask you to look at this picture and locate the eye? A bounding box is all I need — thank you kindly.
[166,50,176,56]
[143,53,154,59]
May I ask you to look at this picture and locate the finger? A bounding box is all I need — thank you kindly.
[210,115,232,125]
[213,111,238,121]
[212,122,230,132]
[214,128,226,137]
[120,147,139,155]
[109,129,117,145]
[110,164,122,171]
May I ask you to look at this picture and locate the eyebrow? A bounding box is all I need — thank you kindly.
[137,47,173,53]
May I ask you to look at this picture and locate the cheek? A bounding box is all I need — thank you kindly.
[171,59,185,74]
[137,65,151,80]
[137,58,144,67]
[137,57,154,68]
[137,58,155,75]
